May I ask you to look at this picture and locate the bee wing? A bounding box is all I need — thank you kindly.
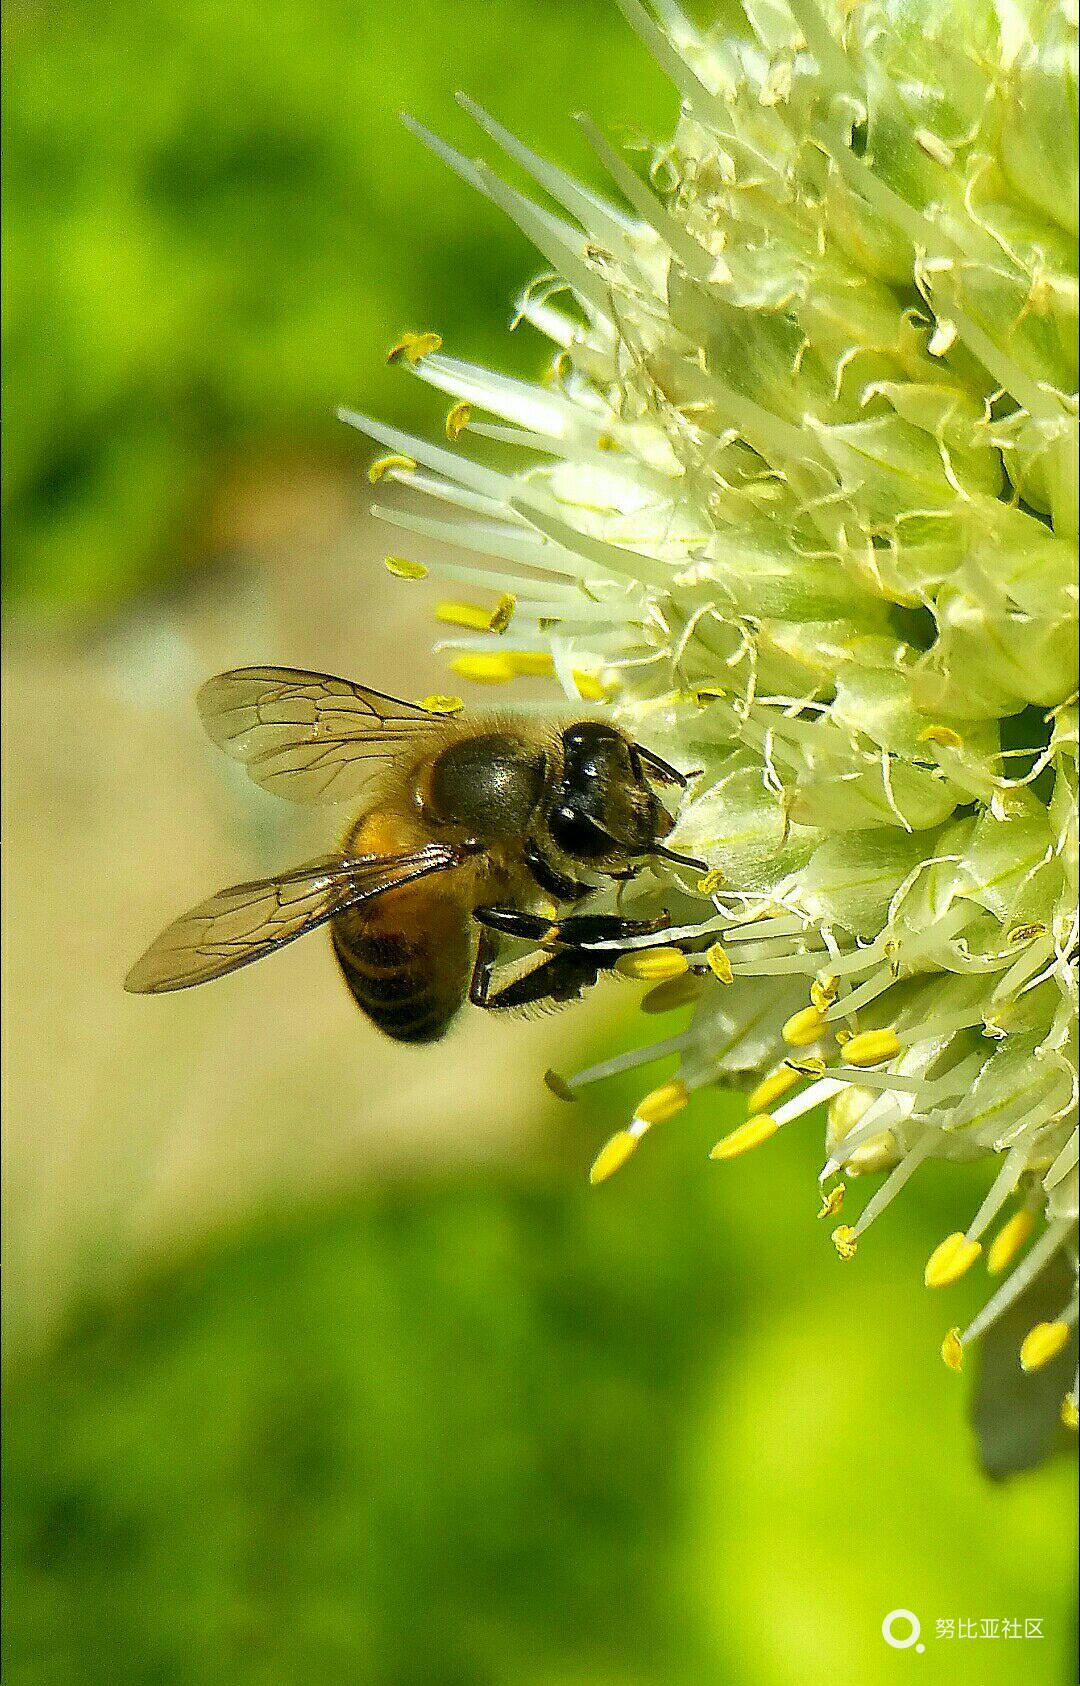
[125,843,469,994]
[197,667,442,805]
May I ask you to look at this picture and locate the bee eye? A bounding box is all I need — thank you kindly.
[549,804,613,861]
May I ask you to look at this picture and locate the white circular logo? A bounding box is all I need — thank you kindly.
[882,1609,924,1652]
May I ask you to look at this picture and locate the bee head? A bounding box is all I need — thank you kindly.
[548,724,697,869]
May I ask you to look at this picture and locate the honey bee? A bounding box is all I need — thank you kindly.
[126,667,701,1041]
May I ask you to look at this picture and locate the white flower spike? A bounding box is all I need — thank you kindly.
[352,1,1079,1430]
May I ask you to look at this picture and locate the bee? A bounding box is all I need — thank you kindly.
[126,667,701,1041]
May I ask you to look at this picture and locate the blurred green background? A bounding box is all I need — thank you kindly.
[2,3,1075,1683]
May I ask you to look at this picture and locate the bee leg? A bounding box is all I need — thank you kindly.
[469,928,608,1011]
[475,906,671,951]
[541,910,674,952]
[472,908,557,945]
[471,909,682,1012]
[522,837,592,903]
[468,924,503,1009]
[469,924,573,1010]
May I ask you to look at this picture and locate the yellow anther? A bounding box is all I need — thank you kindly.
[417,694,465,716]
[572,669,610,700]
[386,330,442,364]
[1062,1396,1079,1431]
[490,593,516,633]
[596,432,618,451]
[445,401,472,440]
[835,1028,852,1045]
[697,868,726,896]
[437,600,503,631]
[817,1182,846,1220]
[941,1327,964,1371]
[694,685,727,704]
[635,1079,690,1127]
[1006,921,1048,946]
[782,1005,827,1047]
[710,1114,778,1160]
[384,555,428,580]
[746,903,786,925]
[449,653,518,685]
[747,1066,800,1114]
[810,974,839,1012]
[986,1209,1035,1275]
[843,1028,902,1068]
[368,452,417,483]
[785,1055,826,1078]
[924,1232,983,1288]
[614,947,689,983]
[543,1068,576,1103]
[1020,1321,1072,1373]
[919,724,964,750]
[508,650,554,677]
[641,973,704,1015]
[831,1225,858,1261]
[589,1130,638,1185]
[705,943,733,984]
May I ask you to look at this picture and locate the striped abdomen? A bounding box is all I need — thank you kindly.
[331,881,473,1043]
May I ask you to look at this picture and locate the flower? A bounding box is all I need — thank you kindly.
[344,1,1078,1427]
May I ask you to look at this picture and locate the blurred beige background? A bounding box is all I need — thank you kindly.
[2,476,577,1356]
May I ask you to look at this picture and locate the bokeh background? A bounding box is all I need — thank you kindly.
[3,3,1076,1682]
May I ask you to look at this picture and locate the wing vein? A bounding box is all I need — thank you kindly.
[197,667,443,804]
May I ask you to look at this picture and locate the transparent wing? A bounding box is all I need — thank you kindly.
[125,844,467,994]
[197,667,441,804]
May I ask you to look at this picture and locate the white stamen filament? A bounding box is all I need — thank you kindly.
[962,1221,1076,1346]
[852,1133,939,1238]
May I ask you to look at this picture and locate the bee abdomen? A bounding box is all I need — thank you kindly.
[330,902,469,1044]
